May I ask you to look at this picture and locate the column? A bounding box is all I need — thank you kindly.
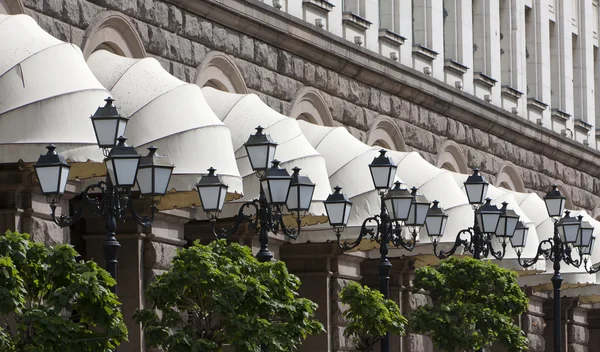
[279,242,364,352]
[399,0,414,67]
[550,0,574,135]
[443,0,474,94]
[412,0,444,80]
[472,0,502,104]
[499,0,527,116]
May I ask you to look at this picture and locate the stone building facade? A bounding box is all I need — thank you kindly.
[2,0,600,351]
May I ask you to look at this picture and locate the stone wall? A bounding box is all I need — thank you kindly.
[20,0,600,214]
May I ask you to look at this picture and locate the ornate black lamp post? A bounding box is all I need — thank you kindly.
[196,126,315,263]
[513,185,595,352]
[33,98,174,294]
[428,168,520,260]
[323,150,436,352]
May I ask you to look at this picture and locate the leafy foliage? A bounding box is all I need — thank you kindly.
[410,257,529,352]
[340,281,407,352]
[0,230,128,351]
[134,239,324,351]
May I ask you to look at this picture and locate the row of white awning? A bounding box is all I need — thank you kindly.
[1,13,599,300]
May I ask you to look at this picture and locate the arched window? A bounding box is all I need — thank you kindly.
[495,162,526,192]
[366,116,407,151]
[195,52,248,93]
[0,0,24,14]
[81,11,146,59]
[436,140,469,173]
[287,87,334,126]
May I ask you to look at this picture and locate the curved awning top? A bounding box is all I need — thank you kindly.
[87,51,243,209]
[0,14,106,173]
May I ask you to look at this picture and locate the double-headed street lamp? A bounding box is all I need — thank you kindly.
[428,168,522,260]
[196,126,315,263]
[323,150,437,352]
[33,98,174,293]
[514,185,595,352]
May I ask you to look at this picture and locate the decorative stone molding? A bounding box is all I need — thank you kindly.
[495,161,526,192]
[195,51,249,93]
[501,85,523,100]
[575,119,593,133]
[342,12,371,31]
[81,11,147,59]
[444,59,469,75]
[412,44,438,61]
[551,109,571,122]
[302,0,334,12]
[436,140,469,174]
[287,87,335,126]
[378,29,405,46]
[0,0,24,14]
[473,72,497,88]
[528,98,548,113]
[366,115,407,151]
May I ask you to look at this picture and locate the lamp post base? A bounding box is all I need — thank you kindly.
[256,248,273,263]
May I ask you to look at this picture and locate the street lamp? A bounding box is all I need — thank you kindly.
[33,98,174,294]
[197,126,315,263]
[430,168,519,260]
[513,185,592,352]
[323,149,435,352]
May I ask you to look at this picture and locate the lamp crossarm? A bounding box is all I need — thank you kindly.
[128,199,157,228]
[584,258,600,274]
[49,182,104,228]
[336,216,378,251]
[274,206,299,240]
[432,228,473,259]
[488,237,508,260]
[390,222,417,251]
[210,200,259,239]
[517,238,553,268]
[562,244,582,268]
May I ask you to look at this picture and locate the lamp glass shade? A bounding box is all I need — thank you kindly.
[475,198,501,234]
[575,220,594,248]
[196,167,229,213]
[261,160,292,205]
[464,168,489,205]
[544,184,566,218]
[582,236,595,256]
[286,167,315,212]
[105,137,141,188]
[510,221,529,248]
[34,145,71,196]
[405,188,430,227]
[383,182,413,221]
[324,186,353,227]
[369,150,397,189]
[90,97,129,148]
[425,200,448,237]
[557,211,580,243]
[496,202,519,238]
[136,146,174,196]
[244,126,277,171]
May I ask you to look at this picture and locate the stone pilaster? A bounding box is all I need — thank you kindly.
[521,291,547,352]
[587,305,600,352]
[280,242,364,352]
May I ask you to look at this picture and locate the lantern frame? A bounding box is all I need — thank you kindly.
[383,181,414,222]
[425,200,448,238]
[496,202,520,238]
[575,219,594,249]
[33,144,71,197]
[368,149,398,190]
[196,167,229,215]
[104,136,141,188]
[544,184,566,218]
[136,146,174,197]
[244,126,277,173]
[286,167,315,213]
[464,168,489,205]
[557,211,581,244]
[324,186,353,228]
[90,97,129,149]
[405,187,430,227]
[260,160,292,205]
[475,198,501,234]
[510,221,529,248]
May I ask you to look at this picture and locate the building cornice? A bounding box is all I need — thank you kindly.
[166,0,600,176]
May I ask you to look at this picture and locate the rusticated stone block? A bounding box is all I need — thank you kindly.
[260,69,276,95]
[26,217,69,246]
[171,61,186,81]
[212,26,240,56]
[24,0,44,12]
[132,18,149,48]
[527,333,545,352]
[368,87,381,111]
[405,333,433,352]
[236,59,261,89]
[303,61,316,84]
[568,344,587,352]
[406,291,430,312]
[278,51,303,81]
[391,95,410,120]
[266,95,282,113]
[143,241,180,271]
[523,315,545,335]
[274,74,300,101]
[147,25,168,56]
[331,301,348,326]
[153,0,168,29]
[379,91,392,114]
[167,4,182,33]
[192,42,207,65]
[570,325,589,345]
[43,0,63,18]
[178,37,194,65]
[332,277,351,296]
[63,0,80,27]
[136,0,154,23]
[255,42,277,71]
[240,35,254,61]
[326,70,340,95]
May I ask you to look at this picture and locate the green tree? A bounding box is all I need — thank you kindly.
[409,257,529,352]
[134,239,324,351]
[0,230,128,351]
[340,281,407,352]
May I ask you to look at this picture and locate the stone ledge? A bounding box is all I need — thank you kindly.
[501,85,523,100]
[444,59,469,75]
[302,0,334,12]
[528,98,548,112]
[552,109,571,121]
[165,0,600,176]
[575,118,593,132]
[473,72,497,88]
[341,12,371,31]
[378,29,405,46]
[412,44,438,61]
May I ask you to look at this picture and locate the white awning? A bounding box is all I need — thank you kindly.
[0,14,106,178]
[86,50,243,209]
[200,87,331,225]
